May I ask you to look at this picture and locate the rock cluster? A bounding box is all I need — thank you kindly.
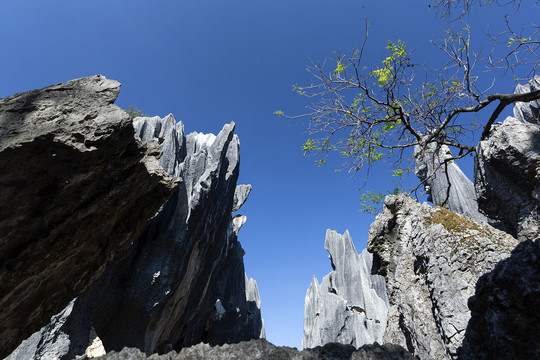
[97,338,416,360]
[3,79,263,359]
[303,78,540,360]
[303,230,388,349]
[0,76,178,358]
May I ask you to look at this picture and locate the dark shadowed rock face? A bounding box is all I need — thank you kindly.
[96,338,416,360]
[0,76,178,358]
[7,114,263,359]
[415,142,487,223]
[303,230,389,349]
[458,238,540,360]
[368,194,517,360]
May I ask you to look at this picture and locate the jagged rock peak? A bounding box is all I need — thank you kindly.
[303,229,389,350]
[134,114,186,177]
[7,113,262,358]
[0,76,178,358]
[368,194,518,360]
[415,142,487,223]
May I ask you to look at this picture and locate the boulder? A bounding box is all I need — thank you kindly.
[475,116,540,241]
[0,76,178,358]
[368,194,517,360]
[97,338,416,360]
[7,114,263,359]
[303,230,389,349]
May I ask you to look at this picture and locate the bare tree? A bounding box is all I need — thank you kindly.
[277,2,540,212]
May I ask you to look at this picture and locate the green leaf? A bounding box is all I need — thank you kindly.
[334,62,345,75]
[315,158,327,167]
[359,190,385,215]
[302,139,317,152]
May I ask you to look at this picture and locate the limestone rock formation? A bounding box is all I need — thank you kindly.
[98,338,416,360]
[303,230,389,349]
[475,113,540,241]
[459,238,540,360]
[367,194,518,360]
[7,113,263,359]
[0,76,178,358]
[415,142,487,223]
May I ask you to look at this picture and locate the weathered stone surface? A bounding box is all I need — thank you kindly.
[368,194,518,360]
[513,76,540,125]
[96,338,416,360]
[233,184,252,213]
[303,230,389,349]
[475,115,540,241]
[415,142,487,223]
[5,300,81,360]
[458,238,540,360]
[7,114,263,359]
[0,76,178,358]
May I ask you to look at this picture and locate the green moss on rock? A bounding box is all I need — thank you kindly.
[425,207,482,233]
[425,207,515,257]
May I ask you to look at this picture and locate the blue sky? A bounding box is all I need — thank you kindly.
[1,0,536,349]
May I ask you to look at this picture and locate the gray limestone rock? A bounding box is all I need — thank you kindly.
[475,116,540,241]
[459,238,540,360]
[415,142,487,223]
[368,194,518,360]
[303,230,389,350]
[134,114,186,176]
[96,338,416,360]
[233,184,252,213]
[245,275,266,339]
[513,76,540,124]
[0,76,178,358]
[7,115,263,358]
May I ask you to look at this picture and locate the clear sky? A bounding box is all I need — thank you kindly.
[1,0,536,349]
